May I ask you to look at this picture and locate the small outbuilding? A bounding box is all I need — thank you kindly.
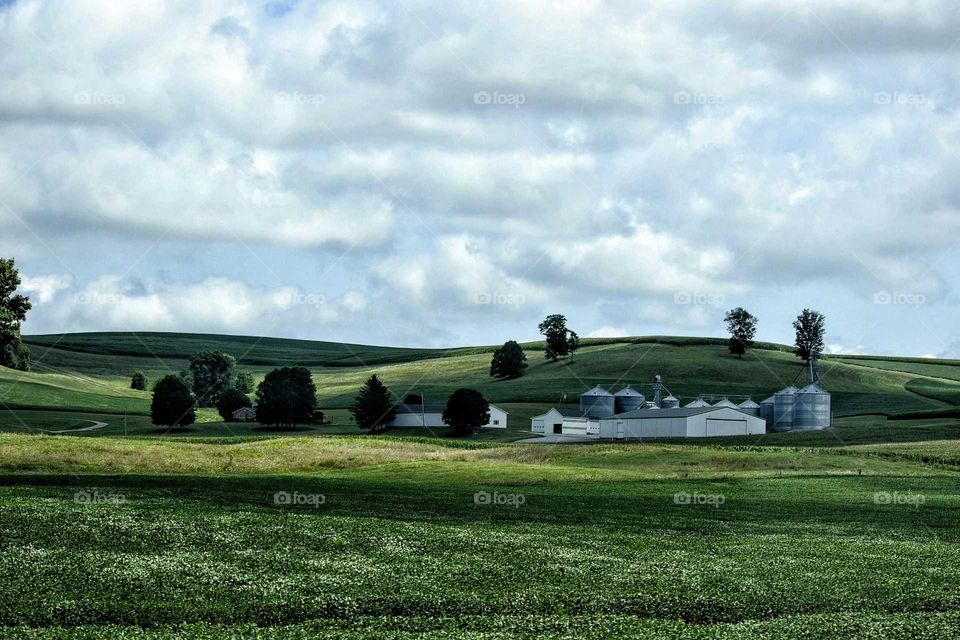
[232,406,257,422]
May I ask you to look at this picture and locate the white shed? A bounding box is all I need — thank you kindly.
[598,406,766,439]
[387,403,508,429]
[530,407,598,436]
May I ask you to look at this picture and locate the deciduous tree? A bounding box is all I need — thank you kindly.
[443,388,491,436]
[489,340,528,378]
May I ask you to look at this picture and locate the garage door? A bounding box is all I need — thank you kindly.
[706,418,747,436]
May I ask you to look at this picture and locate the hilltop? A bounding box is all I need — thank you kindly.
[0,331,955,441]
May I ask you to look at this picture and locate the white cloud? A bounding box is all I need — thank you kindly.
[586,326,630,339]
[18,274,72,303]
[2,0,960,353]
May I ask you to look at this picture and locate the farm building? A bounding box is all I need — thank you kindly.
[530,380,770,439]
[598,406,767,439]
[386,403,508,429]
[232,406,257,422]
[531,407,600,436]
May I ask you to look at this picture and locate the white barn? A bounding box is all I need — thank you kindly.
[598,406,766,439]
[387,403,508,429]
[530,407,600,436]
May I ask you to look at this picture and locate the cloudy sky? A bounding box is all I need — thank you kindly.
[2,0,959,357]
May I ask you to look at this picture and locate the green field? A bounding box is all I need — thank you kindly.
[3,332,960,637]
[1,435,960,638]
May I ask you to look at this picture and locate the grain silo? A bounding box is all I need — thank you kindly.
[713,398,738,409]
[580,386,615,418]
[760,395,776,426]
[794,384,831,430]
[614,386,646,414]
[662,395,680,409]
[772,386,799,432]
[738,399,761,417]
[684,397,711,408]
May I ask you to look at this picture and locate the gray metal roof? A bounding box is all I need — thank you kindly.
[738,399,760,408]
[581,385,613,397]
[556,407,586,417]
[611,406,744,419]
[798,383,829,394]
[713,398,738,408]
[614,385,644,396]
[684,398,711,408]
[777,386,799,394]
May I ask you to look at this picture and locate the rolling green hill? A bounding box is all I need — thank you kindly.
[2,332,960,439]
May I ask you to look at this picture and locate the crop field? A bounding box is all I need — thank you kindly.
[0,435,959,638]
[3,333,960,636]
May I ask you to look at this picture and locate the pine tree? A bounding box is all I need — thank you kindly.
[351,374,396,431]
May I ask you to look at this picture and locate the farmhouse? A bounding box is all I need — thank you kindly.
[387,402,508,429]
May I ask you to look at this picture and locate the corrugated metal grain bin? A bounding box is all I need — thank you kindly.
[738,398,761,417]
[580,386,615,418]
[772,386,799,432]
[614,386,646,414]
[794,384,831,430]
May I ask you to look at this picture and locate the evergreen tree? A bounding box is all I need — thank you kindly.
[351,374,396,431]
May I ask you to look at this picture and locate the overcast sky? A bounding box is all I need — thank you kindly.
[2,0,959,357]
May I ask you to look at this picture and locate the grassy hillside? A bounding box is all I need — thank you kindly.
[3,332,959,437]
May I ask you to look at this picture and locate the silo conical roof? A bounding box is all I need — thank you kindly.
[582,385,613,397]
